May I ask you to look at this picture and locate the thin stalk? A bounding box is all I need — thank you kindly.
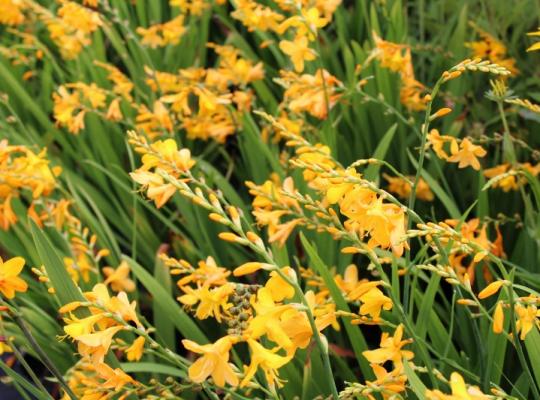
[6,308,78,400]
[6,338,54,399]
[403,76,445,311]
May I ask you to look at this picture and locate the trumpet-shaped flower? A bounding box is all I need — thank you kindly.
[240,339,291,388]
[362,324,414,368]
[279,35,317,73]
[178,283,234,322]
[0,257,27,299]
[182,336,238,387]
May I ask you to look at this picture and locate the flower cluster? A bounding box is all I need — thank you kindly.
[0,1,538,400]
[466,25,519,75]
[0,140,60,229]
[371,32,429,111]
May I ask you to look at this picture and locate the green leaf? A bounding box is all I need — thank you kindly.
[0,360,52,400]
[364,123,398,182]
[415,274,441,340]
[153,254,176,351]
[29,220,86,305]
[120,362,186,378]
[524,326,540,390]
[404,360,427,399]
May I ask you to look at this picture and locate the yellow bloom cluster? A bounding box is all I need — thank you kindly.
[0,257,27,299]
[484,163,540,192]
[372,32,429,111]
[0,140,60,229]
[232,0,339,73]
[1,1,538,399]
[58,284,143,397]
[129,133,196,208]
[278,69,342,119]
[126,131,407,391]
[411,218,504,284]
[61,284,143,364]
[15,0,103,60]
[476,281,540,340]
[0,0,26,25]
[53,83,109,134]
[426,372,489,399]
[466,25,519,75]
[384,173,434,202]
[137,15,186,48]
[257,127,410,257]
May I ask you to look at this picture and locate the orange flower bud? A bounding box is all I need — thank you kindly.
[478,280,504,299]
[341,246,361,254]
[457,299,477,306]
[59,301,82,314]
[233,262,262,276]
[218,232,242,243]
[429,107,452,121]
[493,302,504,334]
[209,213,227,224]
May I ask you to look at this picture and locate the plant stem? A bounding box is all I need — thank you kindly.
[6,338,54,399]
[8,309,78,400]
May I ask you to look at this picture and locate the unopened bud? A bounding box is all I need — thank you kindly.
[429,107,452,121]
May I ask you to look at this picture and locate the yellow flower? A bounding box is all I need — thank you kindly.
[477,280,504,299]
[102,261,136,293]
[182,336,238,387]
[279,308,313,349]
[178,283,234,322]
[372,31,410,73]
[281,69,341,119]
[137,15,186,48]
[105,98,123,121]
[466,26,518,75]
[362,324,414,368]
[366,364,407,399]
[125,336,145,361]
[384,174,434,202]
[426,372,489,399]
[84,284,142,328]
[247,288,310,355]
[279,35,317,72]
[63,314,104,339]
[426,129,461,161]
[47,1,102,60]
[240,339,291,388]
[0,340,12,355]
[231,0,285,33]
[53,86,83,134]
[264,267,296,302]
[305,290,340,332]
[76,326,124,364]
[527,29,540,52]
[515,303,537,340]
[167,255,231,287]
[130,170,177,208]
[0,257,27,299]
[302,7,328,35]
[493,302,504,334]
[0,0,26,26]
[358,287,393,320]
[483,164,518,192]
[447,138,487,170]
[95,362,136,391]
